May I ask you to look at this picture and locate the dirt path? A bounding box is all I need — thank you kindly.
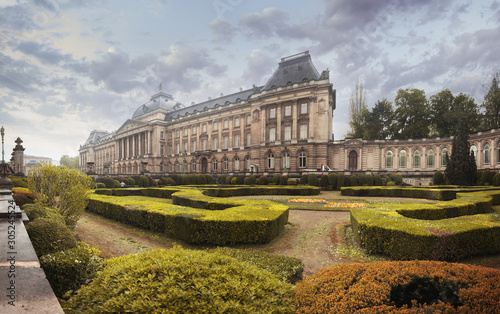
[75,209,353,277]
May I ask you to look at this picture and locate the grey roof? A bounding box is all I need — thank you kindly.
[164,87,259,121]
[262,51,320,91]
[132,92,184,119]
[83,130,111,146]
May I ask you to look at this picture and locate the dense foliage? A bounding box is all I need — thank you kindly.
[445,121,477,186]
[65,248,294,313]
[12,187,35,207]
[294,260,500,313]
[26,218,77,257]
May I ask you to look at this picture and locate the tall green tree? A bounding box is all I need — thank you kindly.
[445,121,477,186]
[60,155,79,169]
[482,72,500,129]
[363,99,394,140]
[347,81,368,138]
[392,88,430,139]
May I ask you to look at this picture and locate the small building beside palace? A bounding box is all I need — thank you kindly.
[79,51,500,185]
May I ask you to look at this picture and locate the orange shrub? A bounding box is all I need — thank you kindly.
[294,260,500,313]
[12,188,36,207]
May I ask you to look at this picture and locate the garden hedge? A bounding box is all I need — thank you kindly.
[348,187,500,260]
[87,189,289,245]
[294,260,500,313]
[64,247,294,313]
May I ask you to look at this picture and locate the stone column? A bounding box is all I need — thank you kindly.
[292,101,298,141]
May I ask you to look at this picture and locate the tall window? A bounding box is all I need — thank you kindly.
[223,158,229,170]
[213,159,218,171]
[413,150,421,168]
[484,144,491,165]
[234,157,240,170]
[300,103,308,114]
[267,153,274,168]
[223,119,229,129]
[184,128,188,136]
[269,108,276,118]
[176,130,180,137]
[246,115,251,125]
[192,140,197,152]
[234,134,240,148]
[160,145,164,156]
[223,135,229,149]
[175,162,180,172]
[202,139,207,150]
[160,162,164,172]
[202,124,207,133]
[192,160,196,172]
[497,142,500,164]
[246,156,251,170]
[213,137,218,150]
[176,143,180,154]
[427,149,435,168]
[269,127,276,142]
[160,132,164,139]
[284,126,291,141]
[246,133,251,147]
[183,142,188,152]
[283,152,290,169]
[192,126,196,134]
[399,150,407,168]
[300,124,307,140]
[234,117,240,127]
[441,148,449,167]
[213,121,218,130]
[285,105,291,116]
[299,152,307,168]
[385,151,393,168]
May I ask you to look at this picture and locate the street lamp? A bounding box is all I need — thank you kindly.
[1,126,4,163]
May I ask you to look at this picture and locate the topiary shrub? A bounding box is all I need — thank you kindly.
[236,175,245,185]
[328,173,337,190]
[349,175,357,186]
[300,175,308,185]
[394,173,403,185]
[219,174,228,185]
[479,169,490,186]
[287,178,297,185]
[114,180,121,188]
[127,177,135,186]
[147,176,158,187]
[279,175,288,185]
[365,174,374,186]
[337,173,345,190]
[246,175,256,185]
[374,174,382,186]
[494,173,500,187]
[26,218,77,257]
[66,248,294,313]
[205,174,215,184]
[307,174,318,186]
[100,177,115,189]
[230,177,237,185]
[294,260,500,313]
[140,175,150,187]
[197,174,207,185]
[22,204,65,225]
[433,171,445,185]
[258,175,268,185]
[319,174,328,188]
[272,174,280,185]
[40,242,103,298]
[357,174,365,186]
[12,187,35,207]
[225,175,233,185]
[96,182,106,189]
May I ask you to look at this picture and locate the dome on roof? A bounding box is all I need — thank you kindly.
[132,91,184,119]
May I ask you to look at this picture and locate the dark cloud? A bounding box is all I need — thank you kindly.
[0,52,44,93]
[16,41,73,64]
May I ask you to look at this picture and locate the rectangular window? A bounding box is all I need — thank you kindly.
[176,143,180,154]
[213,138,218,150]
[183,142,188,152]
[269,127,276,142]
[285,105,291,116]
[213,121,218,131]
[168,132,172,139]
[246,115,251,125]
[246,133,251,147]
[202,139,207,150]
[192,126,196,134]
[176,130,180,137]
[160,145,164,155]
[202,124,207,133]
[301,103,308,114]
[284,126,291,141]
[192,140,197,152]
[184,128,188,136]
[160,132,164,139]
[269,108,276,119]
[223,119,229,129]
[235,117,240,127]
[300,124,307,139]
[234,134,240,148]
[223,135,229,149]
[168,145,172,155]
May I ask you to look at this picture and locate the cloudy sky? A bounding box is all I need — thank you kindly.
[0,0,499,161]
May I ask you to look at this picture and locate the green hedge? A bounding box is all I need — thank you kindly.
[26,218,77,257]
[65,247,294,313]
[350,188,500,260]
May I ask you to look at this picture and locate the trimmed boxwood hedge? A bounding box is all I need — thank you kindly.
[294,260,500,313]
[26,218,77,257]
[65,247,294,313]
[349,188,500,260]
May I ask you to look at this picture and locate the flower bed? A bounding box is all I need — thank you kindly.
[294,260,500,313]
[324,202,367,208]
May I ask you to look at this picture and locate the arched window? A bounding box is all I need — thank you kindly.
[283,152,290,169]
[168,163,172,172]
[470,145,477,162]
[441,148,449,167]
[223,158,229,170]
[484,143,491,165]
[159,162,164,172]
[175,161,180,172]
[267,153,274,169]
[234,157,240,171]
[245,156,251,170]
[399,150,407,168]
[349,150,357,170]
[385,151,393,169]
[299,152,307,168]
[213,159,218,171]
[413,150,421,168]
[427,149,435,168]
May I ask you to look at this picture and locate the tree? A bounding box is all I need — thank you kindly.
[27,163,94,227]
[347,81,368,138]
[445,121,477,186]
[363,98,394,140]
[60,155,79,169]
[482,72,500,129]
[392,88,430,139]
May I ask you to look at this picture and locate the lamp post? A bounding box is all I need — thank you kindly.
[1,126,4,164]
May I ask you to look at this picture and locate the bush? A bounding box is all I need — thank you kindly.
[66,248,294,313]
[100,177,115,189]
[225,176,233,185]
[120,178,129,185]
[127,177,135,186]
[22,204,65,224]
[96,182,106,189]
[10,176,29,188]
[236,175,245,185]
[494,173,500,186]
[12,188,35,207]
[365,174,374,186]
[373,174,382,186]
[272,174,280,185]
[327,173,337,190]
[26,218,77,257]
[394,173,403,185]
[147,176,158,187]
[294,260,500,313]
[479,169,490,186]
[230,177,237,185]
[300,175,308,185]
[337,173,345,190]
[287,179,297,185]
[244,175,255,185]
[205,174,215,184]
[196,174,207,185]
[357,174,365,186]
[258,175,268,185]
[319,174,328,187]
[114,180,121,188]
[279,175,288,185]
[307,174,318,186]
[433,171,445,185]
[40,243,103,298]
[349,175,357,186]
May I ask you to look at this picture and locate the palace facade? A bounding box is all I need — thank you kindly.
[79,51,500,185]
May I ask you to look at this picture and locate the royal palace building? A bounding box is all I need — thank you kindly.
[79,51,500,185]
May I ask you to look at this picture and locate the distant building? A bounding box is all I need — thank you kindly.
[24,155,53,173]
